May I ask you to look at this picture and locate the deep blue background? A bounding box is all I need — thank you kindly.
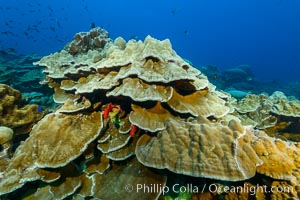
[1,0,299,82]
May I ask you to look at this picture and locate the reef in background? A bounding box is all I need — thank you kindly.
[0,52,55,108]
[199,64,300,100]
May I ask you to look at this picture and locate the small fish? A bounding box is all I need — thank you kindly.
[171,10,176,15]
[56,20,61,28]
[1,31,14,36]
[91,22,96,29]
[130,35,138,40]
[171,7,181,16]
[113,116,120,128]
[103,103,113,119]
[57,39,64,43]
[49,26,56,32]
[37,105,43,113]
[184,30,189,35]
[26,3,34,7]
[130,125,137,137]
[48,6,54,12]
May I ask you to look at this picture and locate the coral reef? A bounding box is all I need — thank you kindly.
[0,54,44,92]
[0,53,55,108]
[0,126,13,171]
[221,65,254,88]
[229,91,300,141]
[0,84,44,134]
[0,28,299,199]
[0,84,45,177]
[198,64,300,100]
[64,27,112,55]
[136,117,262,181]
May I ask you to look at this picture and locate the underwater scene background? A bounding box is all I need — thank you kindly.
[0,0,300,200]
[1,0,300,82]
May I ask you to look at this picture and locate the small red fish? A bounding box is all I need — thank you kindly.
[130,125,137,137]
[103,103,113,119]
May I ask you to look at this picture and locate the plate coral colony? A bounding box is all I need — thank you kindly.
[0,28,300,199]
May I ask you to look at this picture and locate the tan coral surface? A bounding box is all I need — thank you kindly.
[136,117,262,181]
[0,84,44,133]
[2,29,300,200]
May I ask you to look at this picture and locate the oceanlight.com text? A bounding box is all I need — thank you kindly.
[124,183,294,196]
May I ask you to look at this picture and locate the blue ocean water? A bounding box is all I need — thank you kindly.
[1,0,299,82]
